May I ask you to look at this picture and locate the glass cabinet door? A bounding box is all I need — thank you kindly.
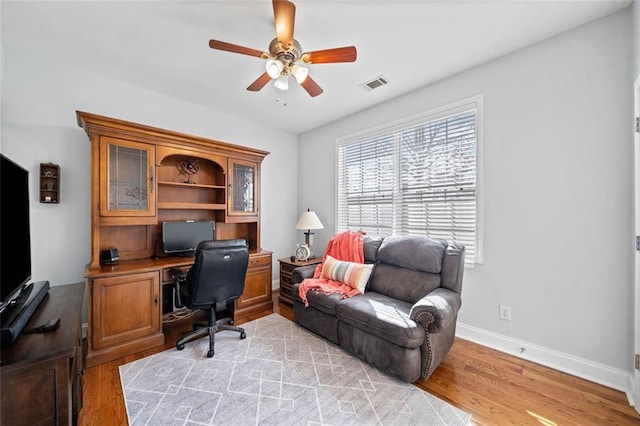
[227,158,258,217]
[99,137,156,219]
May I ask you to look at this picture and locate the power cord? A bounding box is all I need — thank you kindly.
[22,318,61,333]
[162,308,196,324]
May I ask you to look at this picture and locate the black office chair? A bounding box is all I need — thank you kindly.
[169,239,249,358]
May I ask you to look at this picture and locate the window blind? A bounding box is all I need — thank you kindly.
[337,103,479,264]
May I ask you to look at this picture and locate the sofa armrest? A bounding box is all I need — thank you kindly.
[409,288,461,334]
[291,264,317,284]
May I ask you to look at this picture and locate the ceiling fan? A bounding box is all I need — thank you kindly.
[208,0,357,97]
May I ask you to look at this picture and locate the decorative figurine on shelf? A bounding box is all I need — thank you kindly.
[178,159,199,184]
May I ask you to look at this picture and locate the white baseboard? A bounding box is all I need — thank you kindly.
[628,376,637,408]
[456,322,633,399]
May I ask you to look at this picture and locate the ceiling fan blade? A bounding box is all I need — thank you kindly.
[273,0,295,48]
[300,75,324,97]
[302,46,357,64]
[209,40,268,59]
[247,72,273,92]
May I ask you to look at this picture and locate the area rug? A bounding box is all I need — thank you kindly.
[119,313,471,425]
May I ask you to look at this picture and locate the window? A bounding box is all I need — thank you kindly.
[336,96,482,264]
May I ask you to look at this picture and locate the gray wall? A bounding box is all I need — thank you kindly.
[1,47,300,290]
[298,8,634,387]
[634,1,639,77]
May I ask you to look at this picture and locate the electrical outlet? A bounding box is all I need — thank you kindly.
[499,304,512,321]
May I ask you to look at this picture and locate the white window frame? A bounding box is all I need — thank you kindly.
[335,95,484,265]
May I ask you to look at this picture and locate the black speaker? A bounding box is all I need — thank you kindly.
[100,248,119,265]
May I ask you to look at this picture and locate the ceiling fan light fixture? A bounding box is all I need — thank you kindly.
[291,64,308,83]
[266,59,284,79]
[274,74,289,91]
[209,0,357,97]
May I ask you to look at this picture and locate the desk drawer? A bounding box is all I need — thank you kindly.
[161,255,268,282]
[248,254,271,268]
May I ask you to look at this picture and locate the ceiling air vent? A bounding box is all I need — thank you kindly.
[360,75,389,91]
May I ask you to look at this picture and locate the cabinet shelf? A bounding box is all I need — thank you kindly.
[158,181,225,190]
[157,202,226,210]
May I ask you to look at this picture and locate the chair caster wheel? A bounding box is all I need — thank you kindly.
[177,343,185,351]
[240,331,246,339]
[207,350,214,358]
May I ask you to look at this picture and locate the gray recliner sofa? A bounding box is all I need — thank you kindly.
[291,234,465,382]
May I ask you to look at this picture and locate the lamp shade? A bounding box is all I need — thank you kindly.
[265,59,284,79]
[274,74,289,91]
[295,210,324,230]
[291,64,309,84]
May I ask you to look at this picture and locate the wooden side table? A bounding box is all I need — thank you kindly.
[278,257,322,304]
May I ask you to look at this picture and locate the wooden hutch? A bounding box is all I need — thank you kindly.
[77,111,272,367]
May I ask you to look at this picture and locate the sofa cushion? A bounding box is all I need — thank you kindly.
[335,292,425,349]
[292,282,346,316]
[369,263,441,304]
[377,235,446,273]
[320,255,373,293]
[363,235,384,263]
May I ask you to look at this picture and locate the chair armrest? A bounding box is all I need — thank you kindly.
[291,264,317,284]
[169,267,187,308]
[409,288,461,334]
[169,267,186,281]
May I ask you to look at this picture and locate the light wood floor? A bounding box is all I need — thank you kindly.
[79,292,640,425]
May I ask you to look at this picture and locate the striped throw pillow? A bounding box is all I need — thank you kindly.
[320,255,373,293]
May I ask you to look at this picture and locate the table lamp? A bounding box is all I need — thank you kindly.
[295,209,324,257]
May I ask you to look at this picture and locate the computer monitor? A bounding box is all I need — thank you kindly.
[162,221,215,256]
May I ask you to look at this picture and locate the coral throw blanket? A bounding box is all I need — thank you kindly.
[298,230,365,307]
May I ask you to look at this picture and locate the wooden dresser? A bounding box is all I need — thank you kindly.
[77,111,272,367]
[1,282,85,426]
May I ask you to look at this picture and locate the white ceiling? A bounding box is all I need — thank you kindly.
[1,0,632,134]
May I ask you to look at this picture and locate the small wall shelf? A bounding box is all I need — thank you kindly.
[40,163,60,203]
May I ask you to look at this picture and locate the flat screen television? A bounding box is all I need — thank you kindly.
[1,154,50,346]
[1,154,32,306]
[162,220,215,256]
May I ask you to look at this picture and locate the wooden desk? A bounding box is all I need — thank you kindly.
[0,282,85,426]
[85,250,272,367]
[78,112,272,367]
